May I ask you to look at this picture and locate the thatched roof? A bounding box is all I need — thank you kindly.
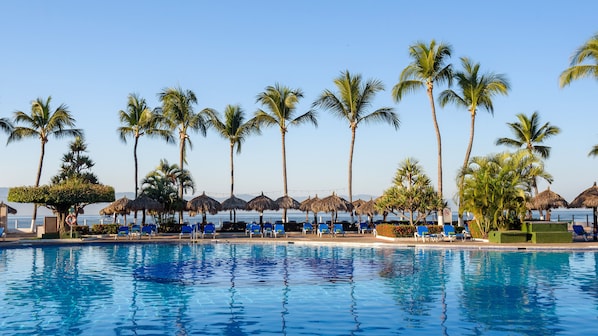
[355,199,379,216]
[352,199,366,209]
[529,187,568,210]
[246,192,279,212]
[0,202,17,214]
[276,195,300,209]
[99,196,132,215]
[311,193,353,213]
[221,195,247,210]
[299,195,319,212]
[130,195,164,211]
[570,182,598,208]
[187,192,222,215]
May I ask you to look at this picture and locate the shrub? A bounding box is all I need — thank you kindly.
[91,224,119,235]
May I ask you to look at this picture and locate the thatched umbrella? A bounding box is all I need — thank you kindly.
[529,186,568,221]
[246,192,279,224]
[276,195,300,222]
[299,195,319,222]
[355,198,379,224]
[312,193,353,224]
[130,195,164,225]
[187,192,222,224]
[569,182,598,241]
[352,199,366,222]
[221,194,247,223]
[100,196,132,224]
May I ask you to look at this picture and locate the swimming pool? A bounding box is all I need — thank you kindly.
[0,243,596,335]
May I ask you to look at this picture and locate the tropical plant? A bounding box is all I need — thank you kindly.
[254,83,317,221]
[8,96,83,231]
[392,40,453,224]
[495,112,560,195]
[51,136,98,185]
[0,117,12,134]
[117,93,173,198]
[459,150,552,237]
[559,33,598,88]
[438,57,510,224]
[376,158,443,225]
[314,71,399,214]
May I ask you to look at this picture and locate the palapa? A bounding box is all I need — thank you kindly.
[130,195,164,225]
[276,195,300,210]
[99,196,132,224]
[246,192,279,224]
[312,193,353,223]
[569,182,598,241]
[299,195,320,223]
[187,192,222,224]
[221,194,248,223]
[529,187,568,221]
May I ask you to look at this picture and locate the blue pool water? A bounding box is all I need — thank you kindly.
[0,243,597,335]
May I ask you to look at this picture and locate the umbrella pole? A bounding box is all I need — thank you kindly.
[594,207,597,241]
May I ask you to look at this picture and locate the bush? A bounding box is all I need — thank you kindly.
[91,224,119,235]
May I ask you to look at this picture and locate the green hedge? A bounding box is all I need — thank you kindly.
[488,231,529,243]
[375,224,442,238]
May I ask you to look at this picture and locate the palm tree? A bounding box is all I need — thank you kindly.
[1,117,12,134]
[158,87,211,223]
[559,33,598,88]
[206,105,260,220]
[314,71,399,217]
[495,111,561,196]
[392,40,453,225]
[438,57,510,224]
[254,83,317,222]
[8,96,83,231]
[117,93,173,198]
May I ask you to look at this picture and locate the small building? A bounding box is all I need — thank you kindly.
[0,202,18,231]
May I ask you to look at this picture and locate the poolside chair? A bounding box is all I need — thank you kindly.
[359,222,372,234]
[249,223,263,238]
[130,225,141,239]
[317,223,330,237]
[179,225,194,239]
[572,224,590,241]
[302,222,314,235]
[115,226,130,240]
[333,223,345,237]
[0,227,5,241]
[140,225,156,239]
[245,222,253,236]
[263,222,274,238]
[274,223,287,238]
[201,223,217,239]
[462,223,472,240]
[414,225,431,242]
[442,225,464,242]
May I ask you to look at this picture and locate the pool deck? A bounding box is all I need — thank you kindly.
[3,231,598,251]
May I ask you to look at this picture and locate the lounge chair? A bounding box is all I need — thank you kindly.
[249,223,262,238]
[0,227,5,241]
[302,222,314,235]
[274,223,287,238]
[201,223,216,239]
[462,223,472,240]
[245,222,253,236]
[442,224,464,242]
[414,225,434,242]
[572,224,590,241]
[179,225,194,239]
[140,224,156,239]
[333,223,345,237]
[115,226,130,240]
[359,222,372,234]
[263,222,274,238]
[130,225,141,239]
[317,223,330,237]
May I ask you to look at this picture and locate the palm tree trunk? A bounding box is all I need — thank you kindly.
[31,140,46,233]
[230,141,235,222]
[281,130,288,223]
[348,126,356,223]
[427,84,444,225]
[133,136,139,222]
[458,111,476,226]
[178,134,185,225]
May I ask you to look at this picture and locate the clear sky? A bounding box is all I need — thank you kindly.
[0,0,596,208]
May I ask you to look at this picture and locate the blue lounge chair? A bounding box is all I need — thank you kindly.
[333,223,345,237]
[179,225,194,239]
[414,225,434,242]
[359,222,372,234]
[317,223,330,237]
[442,225,464,242]
[130,225,141,239]
[274,223,287,238]
[0,227,5,241]
[202,223,216,239]
[116,226,130,240]
[572,224,590,241]
[249,223,262,238]
[263,222,274,237]
[302,222,314,235]
[245,222,253,236]
[141,225,156,239]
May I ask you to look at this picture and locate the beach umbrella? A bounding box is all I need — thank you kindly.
[312,193,353,224]
[352,199,366,222]
[130,195,164,225]
[299,196,316,222]
[221,194,247,223]
[355,198,379,224]
[100,196,132,224]
[276,195,300,222]
[569,182,598,241]
[187,192,222,224]
[246,192,279,224]
[529,186,568,221]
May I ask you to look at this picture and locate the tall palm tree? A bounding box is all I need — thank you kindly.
[8,96,82,231]
[118,93,174,198]
[314,71,399,217]
[254,83,317,222]
[495,111,561,196]
[158,87,211,223]
[559,33,598,88]
[1,117,13,134]
[439,57,510,224]
[206,104,260,200]
[392,40,453,225]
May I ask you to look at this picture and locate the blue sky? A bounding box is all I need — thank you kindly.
[0,0,596,208]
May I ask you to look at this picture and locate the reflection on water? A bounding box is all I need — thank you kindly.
[0,244,597,335]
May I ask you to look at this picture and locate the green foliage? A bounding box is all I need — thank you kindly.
[51,136,99,184]
[91,224,120,235]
